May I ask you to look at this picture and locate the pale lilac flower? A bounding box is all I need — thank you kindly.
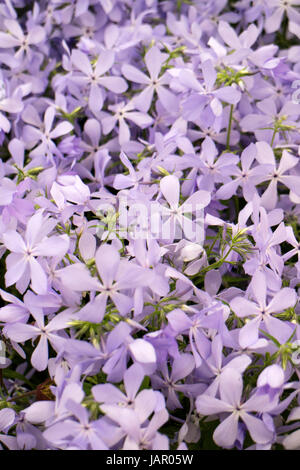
[196,368,275,448]
[3,211,69,294]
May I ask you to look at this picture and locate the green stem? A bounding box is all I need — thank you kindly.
[226,105,234,150]
[271,128,277,148]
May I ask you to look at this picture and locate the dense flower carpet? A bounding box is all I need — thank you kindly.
[0,0,300,451]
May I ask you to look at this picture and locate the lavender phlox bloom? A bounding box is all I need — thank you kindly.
[196,368,275,448]
[0,18,45,59]
[22,106,73,161]
[230,270,296,348]
[3,210,69,294]
[71,48,127,114]
[178,59,241,121]
[197,334,252,397]
[4,309,73,371]
[102,100,153,144]
[122,45,178,113]
[43,400,108,450]
[0,408,18,450]
[255,142,300,210]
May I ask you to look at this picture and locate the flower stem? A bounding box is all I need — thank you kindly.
[226,105,234,150]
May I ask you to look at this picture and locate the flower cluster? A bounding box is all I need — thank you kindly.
[0,0,300,451]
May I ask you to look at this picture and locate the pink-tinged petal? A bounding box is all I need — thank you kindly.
[122,64,150,85]
[95,50,115,76]
[95,244,120,287]
[160,174,180,209]
[129,339,156,364]
[0,98,23,113]
[43,420,77,443]
[257,364,284,389]
[230,296,258,318]
[126,111,153,128]
[0,32,20,48]
[213,86,241,104]
[240,114,269,132]
[0,408,15,430]
[92,384,125,404]
[132,86,154,113]
[156,86,178,113]
[4,322,39,342]
[25,211,44,247]
[239,316,262,349]
[24,401,55,424]
[251,270,267,308]
[79,293,108,323]
[213,413,239,448]
[283,430,300,450]
[263,315,294,345]
[178,69,202,92]
[267,288,297,314]
[145,46,166,81]
[3,230,26,253]
[102,115,117,135]
[181,189,211,212]
[281,175,300,195]
[47,312,73,332]
[0,305,27,323]
[241,143,256,171]
[71,49,92,76]
[144,408,169,439]
[98,76,127,93]
[256,141,276,165]
[57,263,99,291]
[5,253,27,287]
[278,150,298,174]
[265,7,284,33]
[111,292,132,315]
[89,84,104,114]
[44,107,55,134]
[79,232,96,261]
[29,258,48,294]
[124,363,144,400]
[31,334,48,371]
[100,406,140,442]
[34,234,69,257]
[134,389,157,423]
[118,118,130,143]
[218,20,240,49]
[196,394,232,415]
[84,118,101,147]
[260,179,278,210]
[0,112,10,132]
[210,97,223,116]
[225,355,252,374]
[5,18,24,40]
[240,24,259,48]
[219,368,242,407]
[27,26,45,44]
[50,121,73,139]
[202,60,217,91]
[171,354,195,382]
[22,125,41,144]
[8,138,24,167]
[215,179,240,200]
[113,173,134,189]
[167,309,191,332]
[241,413,273,444]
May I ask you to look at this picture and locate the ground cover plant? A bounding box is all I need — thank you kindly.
[1,0,300,451]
